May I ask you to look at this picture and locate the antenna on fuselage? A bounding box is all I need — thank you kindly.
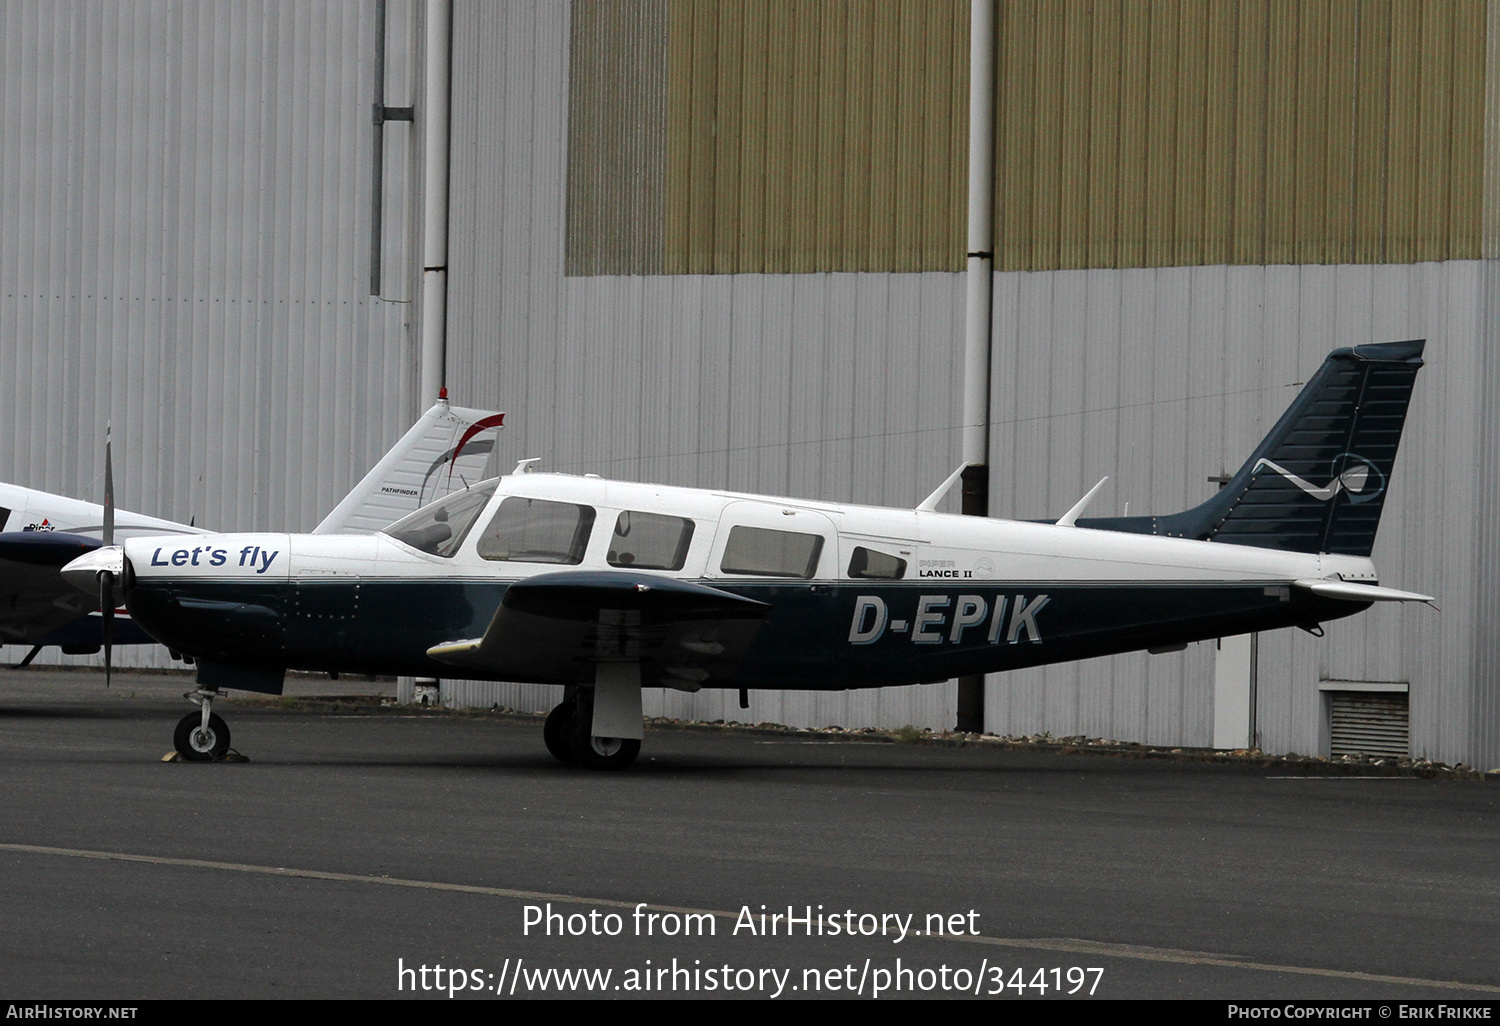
[513,457,541,475]
[916,463,972,513]
[1055,476,1110,528]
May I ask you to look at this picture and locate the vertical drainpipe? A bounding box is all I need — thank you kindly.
[956,0,996,735]
[419,0,454,405]
[412,0,453,704]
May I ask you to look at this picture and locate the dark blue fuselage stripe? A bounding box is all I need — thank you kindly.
[126,578,1360,691]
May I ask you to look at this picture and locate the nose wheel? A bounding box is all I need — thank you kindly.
[173,688,231,761]
[173,710,231,761]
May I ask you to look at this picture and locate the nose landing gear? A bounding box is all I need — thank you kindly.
[173,688,231,761]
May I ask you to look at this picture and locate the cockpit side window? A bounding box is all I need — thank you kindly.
[848,546,907,579]
[720,526,824,578]
[382,481,499,557]
[475,496,596,564]
[608,511,694,571]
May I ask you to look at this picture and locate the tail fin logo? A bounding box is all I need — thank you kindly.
[1252,454,1385,505]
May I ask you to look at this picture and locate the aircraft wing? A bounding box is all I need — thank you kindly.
[0,533,104,642]
[426,570,770,688]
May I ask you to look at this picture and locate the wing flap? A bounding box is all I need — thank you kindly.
[427,571,770,686]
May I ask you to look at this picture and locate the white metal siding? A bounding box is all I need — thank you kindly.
[986,261,1488,766]
[0,0,419,668]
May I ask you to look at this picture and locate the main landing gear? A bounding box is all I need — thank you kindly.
[173,688,231,761]
[544,686,641,770]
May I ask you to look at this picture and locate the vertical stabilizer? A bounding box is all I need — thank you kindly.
[312,401,505,534]
[1079,340,1424,557]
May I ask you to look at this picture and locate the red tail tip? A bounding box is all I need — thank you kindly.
[438,386,449,400]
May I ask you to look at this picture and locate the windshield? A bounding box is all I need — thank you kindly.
[382,480,499,557]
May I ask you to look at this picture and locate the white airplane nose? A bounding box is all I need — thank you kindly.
[60,545,126,594]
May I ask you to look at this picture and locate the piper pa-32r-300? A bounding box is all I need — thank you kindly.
[64,340,1431,769]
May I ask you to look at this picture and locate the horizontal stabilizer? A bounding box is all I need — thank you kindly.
[428,570,769,686]
[1293,579,1435,605]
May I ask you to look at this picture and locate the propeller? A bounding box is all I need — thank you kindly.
[100,423,115,687]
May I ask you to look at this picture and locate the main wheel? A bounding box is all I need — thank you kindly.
[543,701,578,764]
[173,711,231,762]
[567,713,640,770]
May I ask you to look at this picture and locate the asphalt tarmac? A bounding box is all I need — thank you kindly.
[0,667,1496,1001]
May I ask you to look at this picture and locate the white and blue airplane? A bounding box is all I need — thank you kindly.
[64,340,1431,769]
[2,396,503,670]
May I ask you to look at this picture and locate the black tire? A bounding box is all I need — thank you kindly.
[567,712,640,770]
[173,711,231,762]
[543,701,578,764]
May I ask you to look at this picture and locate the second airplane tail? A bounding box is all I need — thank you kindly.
[1079,339,1425,557]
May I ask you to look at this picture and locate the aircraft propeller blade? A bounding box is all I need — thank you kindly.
[103,423,114,547]
[99,569,114,688]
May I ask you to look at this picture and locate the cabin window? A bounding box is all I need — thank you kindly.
[382,481,499,557]
[608,511,694,571]
[848,546,907,580]
[475,497,596,564]
[720,526,823,579]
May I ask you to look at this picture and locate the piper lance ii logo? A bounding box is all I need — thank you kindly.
[1252,453,1386,505]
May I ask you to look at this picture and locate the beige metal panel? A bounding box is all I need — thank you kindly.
[996,0,1037,271]
[1417,0,1454,264]
[1322,0,1357,265]
[564,0,669,277]
[1031,1,1064,272]
[1263,0,1298,265]
[1201,0,1236,266]
[1142,0,1180,271]
[683,0,719,274]
[1386,1,1423,265]
[1116,5,1151,269]
[765,0,796,272]
[1175,0,1209,269]
[1485,0,1500,258]
[1057,1,1090,271]
[663,0,694,274]
[653,0,966,275]
[1353,0,1391,265]
[719,0,751,274]
[993,0,1484,272]
[865,0,898,271]
[1452,0,1485,260]
[1087,0,1122,269]
[1232,0,1269,265]
[815,1,848,272]
[1292,0,1328,266]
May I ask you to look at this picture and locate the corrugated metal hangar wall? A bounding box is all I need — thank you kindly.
[2,0,1497,768]
[0,1,419,540]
